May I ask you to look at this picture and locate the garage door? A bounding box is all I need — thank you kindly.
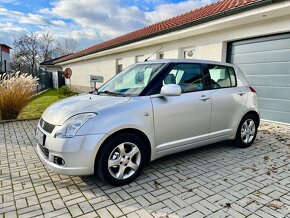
[227,33,290,124]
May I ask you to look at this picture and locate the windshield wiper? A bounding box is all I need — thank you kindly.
[98,90,126,96]
[88,88,98,95]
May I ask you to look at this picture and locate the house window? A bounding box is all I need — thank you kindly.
[135,55,144,63]
[183,47,196,59]
[116,59,123,74]
[158,52,164,59]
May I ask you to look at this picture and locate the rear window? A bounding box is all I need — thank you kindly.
[208,65,236,89]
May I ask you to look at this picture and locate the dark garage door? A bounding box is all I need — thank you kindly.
[227,33,290,124]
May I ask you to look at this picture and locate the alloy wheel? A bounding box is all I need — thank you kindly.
[108,142,141,180]
[241,119,256,144]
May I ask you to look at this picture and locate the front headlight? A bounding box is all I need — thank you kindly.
[54,113,97,138]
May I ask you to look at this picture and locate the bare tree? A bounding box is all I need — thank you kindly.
[40,32,55,61]
[55,38,77,56]
[12,32,78,74]
[13,32,41,73]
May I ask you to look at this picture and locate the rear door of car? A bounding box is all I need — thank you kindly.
[206,64,248,139]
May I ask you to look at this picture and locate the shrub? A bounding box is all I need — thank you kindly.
[0,72,38,120]
[59,85,72,97]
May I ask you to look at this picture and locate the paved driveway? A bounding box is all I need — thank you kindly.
[0,120,289,218]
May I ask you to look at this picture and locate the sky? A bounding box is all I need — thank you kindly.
[0,0,217,51]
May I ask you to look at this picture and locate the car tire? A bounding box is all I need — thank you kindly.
[235,114,258,148]
[96,133,148,186]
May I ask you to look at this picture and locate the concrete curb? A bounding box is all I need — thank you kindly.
[0,118,39,124]
[33,88,49,97]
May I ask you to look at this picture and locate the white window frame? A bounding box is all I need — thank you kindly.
[135,55,144,63]
[157,52,164,60]
[182,47,196,59]
[116,58,123,74]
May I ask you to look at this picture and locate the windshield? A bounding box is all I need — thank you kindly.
[98,63,165,96]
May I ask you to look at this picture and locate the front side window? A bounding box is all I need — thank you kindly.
[163,63,203,93]
[208,65,236,89]
[99,63,165,96]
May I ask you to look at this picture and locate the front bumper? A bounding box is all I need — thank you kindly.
[36,121,108,176]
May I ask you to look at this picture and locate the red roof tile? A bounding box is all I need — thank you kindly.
[55,0,260,64]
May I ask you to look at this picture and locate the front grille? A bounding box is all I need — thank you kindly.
[39,118,55,133]
[39,144,49,158]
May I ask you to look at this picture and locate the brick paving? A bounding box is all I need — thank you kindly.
[0,120,289,218]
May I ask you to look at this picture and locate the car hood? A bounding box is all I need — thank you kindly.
[41,94,131,125]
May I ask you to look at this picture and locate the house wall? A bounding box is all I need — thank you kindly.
[58,5,290,92]
[0,48,11,73]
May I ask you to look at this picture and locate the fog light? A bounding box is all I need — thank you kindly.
[53,156,65,166]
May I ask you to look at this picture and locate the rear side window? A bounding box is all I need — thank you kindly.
[163,63,204,93]
[208,65,236,89]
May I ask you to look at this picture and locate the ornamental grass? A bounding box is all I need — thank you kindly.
[0,72,38,120]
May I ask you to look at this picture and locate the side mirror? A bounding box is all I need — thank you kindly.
[160,84,181,96]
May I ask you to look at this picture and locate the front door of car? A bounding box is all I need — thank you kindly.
[150,63,211,154]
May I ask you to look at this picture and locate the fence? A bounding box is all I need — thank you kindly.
[9,64,54,93]
[36,69,53,92]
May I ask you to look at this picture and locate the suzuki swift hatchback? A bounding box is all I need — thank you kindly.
[36,59,259,186]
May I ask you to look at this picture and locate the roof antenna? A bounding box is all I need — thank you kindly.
[144,46,163,62]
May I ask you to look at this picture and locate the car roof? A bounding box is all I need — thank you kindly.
[136,59,236,67]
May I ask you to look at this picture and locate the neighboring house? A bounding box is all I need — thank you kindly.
[43,0,290,124]
[41,54,72,89]
[0,44,11,73]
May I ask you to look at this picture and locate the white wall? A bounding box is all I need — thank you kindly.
[57,5,290,92]
[0,50,11,72]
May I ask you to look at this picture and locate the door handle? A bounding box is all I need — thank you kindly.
[199,95,210,101]
[238,91,246,96]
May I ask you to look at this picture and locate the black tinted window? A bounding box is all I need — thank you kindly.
[208,65,236,89]
[163,64,203,93]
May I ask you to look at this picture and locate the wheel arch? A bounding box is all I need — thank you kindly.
[244,111,260,127]
[94,128,152,171]
[235,110,260,137]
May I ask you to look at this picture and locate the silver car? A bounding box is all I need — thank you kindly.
[36,59,259,186]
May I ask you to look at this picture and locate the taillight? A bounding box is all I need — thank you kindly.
[249,86,256,94]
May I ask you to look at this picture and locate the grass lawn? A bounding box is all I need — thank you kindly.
[18,89,77,119]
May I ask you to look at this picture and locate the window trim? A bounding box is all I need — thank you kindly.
[205,64,237,90]
[135,55,144,63]
[116,59,123,74]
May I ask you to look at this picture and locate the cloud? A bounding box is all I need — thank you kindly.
[0,22,26,45]
[41,0,216,38]
[41,0,147,37]
[145,0,214,23]
[0,0,216,50]
[0,22,26,33]
[0,8,65,26]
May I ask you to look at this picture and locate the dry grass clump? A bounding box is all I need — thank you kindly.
[0,72,38,120]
